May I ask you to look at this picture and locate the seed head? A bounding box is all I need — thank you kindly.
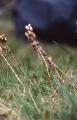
[0,34,7,43]
[25,24,33,32]
[25,24,36,40]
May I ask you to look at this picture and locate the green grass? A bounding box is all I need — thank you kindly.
[0,18,77,120]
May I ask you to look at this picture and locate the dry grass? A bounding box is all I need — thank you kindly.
[0,21,77,120]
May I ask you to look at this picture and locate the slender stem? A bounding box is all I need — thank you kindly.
[29,87,41,113]
[37,47,51,80]
[50,85,61,98]
[1,53,24,88]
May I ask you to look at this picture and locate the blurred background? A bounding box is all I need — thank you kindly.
[0,0,77,44]
[0,0,77,53]
[0,0,16,39]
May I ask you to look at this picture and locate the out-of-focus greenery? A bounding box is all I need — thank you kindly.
[0,18,77,120]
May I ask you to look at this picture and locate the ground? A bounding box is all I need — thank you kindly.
[0,18,77,120]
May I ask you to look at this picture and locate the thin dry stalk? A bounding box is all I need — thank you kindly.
[1,53,24,88]
[37,46,51,80]
[25,24,70,84]
[29,87,41,113]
